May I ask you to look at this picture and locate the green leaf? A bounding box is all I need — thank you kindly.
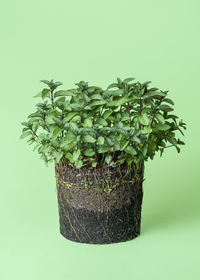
[60,133,76,146]
[21,122,29,127]
[177,139,185,145]
[141,145,148,156]
[90,100,107,107]
[54,90,76,98]
[84,149,95,156]
[97,136,105,145]
[70,122,78,131]
[107,83,118,90]
[131,136,141,143]
[155,113,165,124]
[45,116,55,125]
[52,117,62,126]
[33,143,39,152]
[65,152,74,163]
[154,124,171,131]
[83,118,93,127]
[125,146,137,155]
[33,91,42,98]
[141,126,152,135]
[163,98,174,105]
[20,130,32,139]
[22,127,29,132]
[168,137,177,146]
[53,127,62,139]
[40,80,51,86]
[167,114,178,120]
[117,122,123,129]
[113,143,120,151]
[159,104,174,112]
[143,91,166,99]
[37,133,47,142]
[64,112,79,122]
[90,94,102,100]
[83,135,96,143]
[107,95,130,107]
[117,77,122,84]
[97,118,108,126]
[55,151,63,163]
[102,110,112,119]
[32,122,39,131]
[28,112,41,118]
[55,96,66,104]
[84,105,92,110]
[142,81,152,87]
[60,141,69,148]
[42,88,50,99]
[75,160,83,168]
[138,113,150,125]
[111,89,124,96]
[121,112,130,121]
[126,158,133,166]
[120,140,129,151]
[105,154,112,165]
[98,146,110,153]
[70,103,83,110]
[54,81,63,87]
[123,78,135,83]
[64,104,72,111]
[105,138,114,147]
[73,149,81,161]
[71,115,81,122]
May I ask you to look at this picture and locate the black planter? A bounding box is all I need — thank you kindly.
[55,160,144,244]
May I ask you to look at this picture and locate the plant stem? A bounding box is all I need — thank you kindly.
[50,89,54,108]
[61,111,64,137]
[44,122,50,132]
[139,95,143,130]
[31,129,38,138]
[139,95,142,114]
[43,115,50,132]
[164,144,174,149]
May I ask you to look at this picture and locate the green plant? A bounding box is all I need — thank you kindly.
[20,78,186,169]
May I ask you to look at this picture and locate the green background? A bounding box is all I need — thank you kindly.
[0,0,199,279]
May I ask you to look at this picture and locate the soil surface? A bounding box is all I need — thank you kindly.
[55,161,144,244]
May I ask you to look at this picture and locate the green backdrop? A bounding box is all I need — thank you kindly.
[0,0,199,279]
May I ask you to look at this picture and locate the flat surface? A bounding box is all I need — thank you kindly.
[0,0,199,279]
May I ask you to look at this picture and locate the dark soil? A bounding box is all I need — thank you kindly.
[55,161,144,244]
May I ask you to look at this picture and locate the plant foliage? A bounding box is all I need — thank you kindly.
[20,78,186,168]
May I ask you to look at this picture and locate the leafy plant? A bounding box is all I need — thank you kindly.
[20,78,186,168]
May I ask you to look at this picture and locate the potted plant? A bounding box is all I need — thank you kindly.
[20,77,186,244]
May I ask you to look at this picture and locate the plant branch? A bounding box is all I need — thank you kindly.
[139,96,142,114]
[61,111,64,137]
[31,129,38,138]
[50,89,55,109]
[43,115,50,132]
[164,144,174,149]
